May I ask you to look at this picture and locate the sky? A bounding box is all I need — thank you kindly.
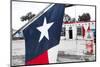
[12,1,95,31]
[65,5,95,21]
[12,1,49,30]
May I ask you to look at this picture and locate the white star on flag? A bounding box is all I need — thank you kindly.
[37,17,54,42]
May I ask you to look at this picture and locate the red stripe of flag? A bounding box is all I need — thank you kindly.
[26,51,49,65]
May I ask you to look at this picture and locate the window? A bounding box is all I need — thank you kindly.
[77,26,82,36]
[61,27,66,36]
[69,27,73,39]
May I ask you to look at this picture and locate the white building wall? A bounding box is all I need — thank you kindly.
[65,24,69,39]
[72,24,77,40]
[59,22,95,55]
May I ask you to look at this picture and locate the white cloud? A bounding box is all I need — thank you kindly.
[12,1,49,30]
[65,5,95,21]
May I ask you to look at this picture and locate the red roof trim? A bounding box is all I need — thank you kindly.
[64,21,96,24]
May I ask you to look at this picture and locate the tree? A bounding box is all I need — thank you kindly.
[63,14,71,22]
[78,13,91,22]
[70,18,76,22]
[20,12,35,22]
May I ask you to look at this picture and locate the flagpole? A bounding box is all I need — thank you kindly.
[12,4,55,36]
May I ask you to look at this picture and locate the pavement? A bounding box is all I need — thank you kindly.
[11,39,95,66]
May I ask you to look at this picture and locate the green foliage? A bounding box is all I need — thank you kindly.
[78,13,91,22]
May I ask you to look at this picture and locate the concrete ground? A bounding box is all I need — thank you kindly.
[11,39,95,66]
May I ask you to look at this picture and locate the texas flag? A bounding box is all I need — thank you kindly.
[23,4,65,65]
[82,24,85,39]
[84,23,94,40]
